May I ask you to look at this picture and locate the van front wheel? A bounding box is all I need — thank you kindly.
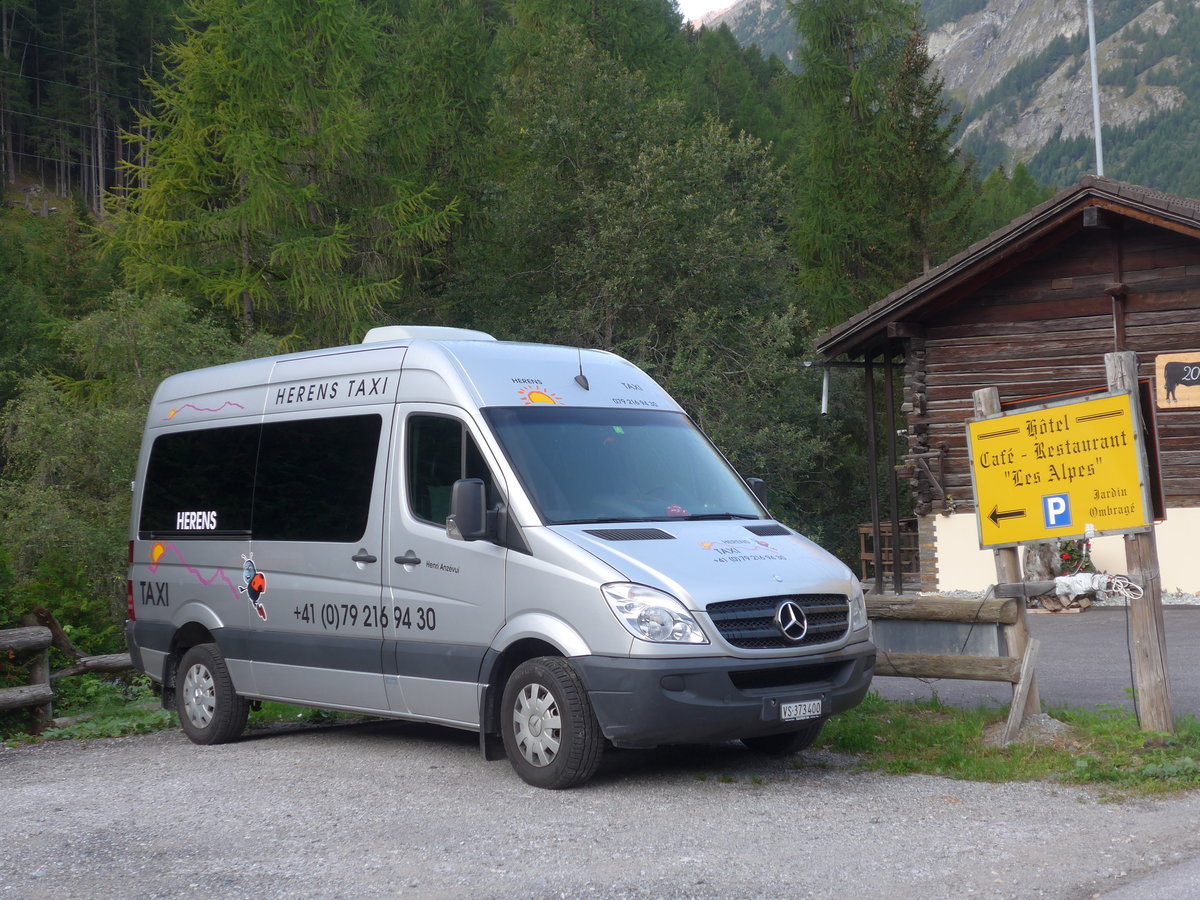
[501,657,603,789]
[176,643,249,745]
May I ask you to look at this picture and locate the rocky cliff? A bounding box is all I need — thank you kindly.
[703,0,1200,195]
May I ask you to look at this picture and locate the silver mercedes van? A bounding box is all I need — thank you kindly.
[126,326,875,788]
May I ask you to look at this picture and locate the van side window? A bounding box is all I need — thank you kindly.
[253,415,382,541]
[139,414,382,541]
[140,423,259,537]
[406,415,496,525]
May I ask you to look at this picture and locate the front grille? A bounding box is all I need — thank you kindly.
[706,594,850,650]
[729,662,846,691]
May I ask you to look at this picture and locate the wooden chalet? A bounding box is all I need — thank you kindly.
[816,175,1200,595]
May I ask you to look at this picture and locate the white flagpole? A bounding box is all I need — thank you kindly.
[1087,0,1105,176]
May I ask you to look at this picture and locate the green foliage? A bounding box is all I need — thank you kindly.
[504,0,687,87]
[460,25,799,346]
[787,0,975,329]
[968,163,1055,241]
[1057,538,1095,575]
[680,24,794,162]
[0,292,275,652]
[103,0,461,344]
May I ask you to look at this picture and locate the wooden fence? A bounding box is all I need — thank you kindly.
[0,608,133,733]
[866,590,1041,745]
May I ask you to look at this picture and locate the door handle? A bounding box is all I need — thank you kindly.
[351,550,378,564]
[394,553,421,566]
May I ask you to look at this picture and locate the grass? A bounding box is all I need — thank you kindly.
[816,691,1200,796]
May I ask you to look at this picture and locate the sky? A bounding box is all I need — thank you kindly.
[676,0,735,23]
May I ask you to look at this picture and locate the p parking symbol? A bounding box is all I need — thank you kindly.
[1042,493,1071,529]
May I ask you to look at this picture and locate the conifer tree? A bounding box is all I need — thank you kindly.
[787,0,974,329]
[103,0,459,342]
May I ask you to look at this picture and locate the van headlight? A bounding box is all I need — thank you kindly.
[602,583,709,644]
[850,580,868,631]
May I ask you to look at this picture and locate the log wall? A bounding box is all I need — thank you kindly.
[904,223,1200,515]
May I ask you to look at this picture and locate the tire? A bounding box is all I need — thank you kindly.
[740,720,824,755]
[176,643,249,745]
[500,657,603,789]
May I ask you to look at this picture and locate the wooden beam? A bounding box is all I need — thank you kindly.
[51,654,133,681]
[1002,638,1042,744]
[1107,350,1173,733]
[875,652,1021,683]
[994,581,1056,599]
[866,595,1019,625]
[0,626,52,655]
[974,387,1041,718]
[0,683,54,712]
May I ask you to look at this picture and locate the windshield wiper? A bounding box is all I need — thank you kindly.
[556,516,662,525]
[676,513,760,521]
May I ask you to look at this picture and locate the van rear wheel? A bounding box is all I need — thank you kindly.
[176,643,249,745]
[501,657,603,789]
[741,720,824,755]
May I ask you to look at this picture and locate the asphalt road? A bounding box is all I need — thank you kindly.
[872,605,1200,716]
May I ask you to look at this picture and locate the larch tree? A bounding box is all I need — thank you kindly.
[103,0,459,343]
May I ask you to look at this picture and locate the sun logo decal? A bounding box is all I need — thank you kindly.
[518,386,564,405]
[238,555,268,621]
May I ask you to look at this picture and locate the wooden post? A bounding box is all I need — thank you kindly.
[20,613,52,733]
[1106,351,1174,733]
[973,387,1041,721]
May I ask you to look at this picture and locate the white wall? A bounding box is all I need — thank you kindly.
[932,508,1200,595]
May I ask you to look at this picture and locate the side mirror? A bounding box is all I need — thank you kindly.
[448,478,488,542]
[746,477,768,506]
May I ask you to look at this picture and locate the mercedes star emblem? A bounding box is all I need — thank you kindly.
[774,600,809,643]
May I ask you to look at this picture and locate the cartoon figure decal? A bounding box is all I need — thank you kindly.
[239,555,268,621]
[145,543,271,621]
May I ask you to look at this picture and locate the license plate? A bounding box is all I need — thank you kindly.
[781,699,822,722]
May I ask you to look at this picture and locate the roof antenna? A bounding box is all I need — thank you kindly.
[574,348,590,391]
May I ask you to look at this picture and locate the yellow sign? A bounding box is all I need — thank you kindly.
[967,392,1151,548]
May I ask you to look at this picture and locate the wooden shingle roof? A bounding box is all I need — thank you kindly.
[814,175,1200,361]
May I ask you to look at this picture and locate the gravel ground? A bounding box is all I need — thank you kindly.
[4,720,1200,900]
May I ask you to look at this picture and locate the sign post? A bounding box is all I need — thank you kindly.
[972,387,1039,724]
[1107,351,1173,733]
[968,352,1173,733]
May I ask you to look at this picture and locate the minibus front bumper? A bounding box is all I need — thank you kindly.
[570,640,876,748]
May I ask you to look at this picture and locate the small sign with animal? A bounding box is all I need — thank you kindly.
[1155,351,1200,408]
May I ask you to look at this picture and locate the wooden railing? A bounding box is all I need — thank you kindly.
[0,608,132,733]
[867,591,1040,745]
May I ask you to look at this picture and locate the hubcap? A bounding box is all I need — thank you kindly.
[512,682,561,767]
[182,662,216,729]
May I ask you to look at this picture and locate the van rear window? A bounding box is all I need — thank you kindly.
[139,414,382,541]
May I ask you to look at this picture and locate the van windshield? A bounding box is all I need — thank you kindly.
[483,407,764,525]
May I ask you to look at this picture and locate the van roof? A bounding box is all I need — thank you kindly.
[147,332,682,428]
